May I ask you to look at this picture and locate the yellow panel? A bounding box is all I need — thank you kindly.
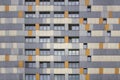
[85,24,90,31]
[28,30,32,36]
[99,68,103,74]
[109,11,112,18]
[5,5,9,11]
[85,49,90,56]
[64,36,69,43]
[80,68,84,74]
[79,18,83,24]
[119,43,120,49]
[99,43,103,49]
[28,5,32,11]
[85,74,90,80]
[119,18,120,24]
[35,24,40,30]
[18,11,23,18]
[115,68,119,74]
[36,73,40,80]
[36,48,40,55]
[64,11,68,18]
[28,56,32,61]
[36,0,40,5]
[99,18,103,24]
[85,0,89,6]
[5,55,9,61]
[18,61,24,68]
[65,61,69,68]
[104,24,109,30]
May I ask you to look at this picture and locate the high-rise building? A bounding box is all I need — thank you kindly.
[0,0,120,80]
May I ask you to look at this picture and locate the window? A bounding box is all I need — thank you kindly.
[54,37,64,43]
[54,11,64,18]
[68,24,79,30]
[54,0,65,5]
[25,24,35,30]
[39,37,50,43]
[68,74,79,80]
[25,37,36,43]
[40,74,50,80]
[107,31,111,36]
[54,62,64,68]
[54,74,65,80]
[68,11,79,18]
[40,24,50,30]
[87,56,91,62]
[25,61,36,68]
[84,68,88,74]
[83,18,87,24]
[25,74,36,80]
[87,30,91,36]
[25,49,36,55]
[83,43,88,49]
[69,37,79,43]
[68,0,79,5]
[40,0,50,5]
[69,62,79,68]
[54,49,65,55]
[68,49,79,55]
[25,12,36,18]
[103,18,107,24]
[40,49,50,55]
[87,5,91,12]
[25,0,35,5]
[40,62,50,68]
[54,24,65,31]
[39,12,50,18]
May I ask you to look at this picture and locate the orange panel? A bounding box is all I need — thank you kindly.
[99,18,103,24]
[28,56,32,61]
[64,11,68,18]
[64,36,69,43]
[85,0,89,6]
[104,24,109,30]
[28,5,32,11]
[99,68,103,74]
[18,11,23,18]
[99,43,103,49]
[109,11,112,18]
[36,73,40,80]
[115,68,119,74]
[85,24,90,31]
[18,61,24,68]
[5,5,9,11]
[80,68,84,74]
[85,49,90,56]
[5,55,9,61]
[79,18,83,24]
[85,74,90,80]
[65,61,69,68]
[36,0,40,5]
[35,24,40,30]
[28,30,32,36]
[36,48,40,55]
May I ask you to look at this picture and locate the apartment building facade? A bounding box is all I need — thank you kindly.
[0,0,120,80]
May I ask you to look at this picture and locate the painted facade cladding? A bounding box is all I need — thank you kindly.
[0,0,120,80]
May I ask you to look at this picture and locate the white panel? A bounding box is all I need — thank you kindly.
[88,68,99,74]
[111,31,120,36]
[103,68,115,74]
[107,18,119,24]
[91,31,103,36]
[91,6,103,11]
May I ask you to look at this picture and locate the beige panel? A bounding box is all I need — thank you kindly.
[88,43,99,49]
[18,11,23,18]
[87,18,99,24]
[111,31,120,36]
[85,24,90,31]
[104,24,109,30]
[104,68,115,74]
[54,69,72,74]
[5,5,9,11]
[54,43,72,49]
[9,6,17,11]
[36,56,54,61]
[88,68,99,74]
[107,18,119,24]
[0,68,5,73]
[0,55,5,61]
[107,6,120,11]
[36,6,53,11]
[28,5,32,11]
[36,31,53,36]
[9,55,17,61]
[99,68,103,74]
[107,43,119,49]
[91,6,103,11]
[0,6,5,11]
[0,31,5,36]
